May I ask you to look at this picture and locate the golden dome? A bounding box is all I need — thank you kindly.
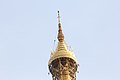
[48,41,78,65]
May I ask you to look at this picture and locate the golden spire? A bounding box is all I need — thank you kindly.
[48,12,78,80]
[57,11,64,42]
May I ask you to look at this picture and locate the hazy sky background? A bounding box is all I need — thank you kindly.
[0,0,120,80]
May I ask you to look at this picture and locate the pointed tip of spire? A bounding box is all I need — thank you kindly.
[57,11,64,42]
[58,11,59,14]
[57,11,60,24]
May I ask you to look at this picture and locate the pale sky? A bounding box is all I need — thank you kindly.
[0,0,120,80]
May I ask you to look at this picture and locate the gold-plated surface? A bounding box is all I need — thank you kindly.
[48,11,77,65]
[57,11,64,42]
[48,41,78,65]
[48,11,78,80]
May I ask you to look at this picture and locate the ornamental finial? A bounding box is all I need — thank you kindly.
[58,11,60,23]
[57,11,64,42]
